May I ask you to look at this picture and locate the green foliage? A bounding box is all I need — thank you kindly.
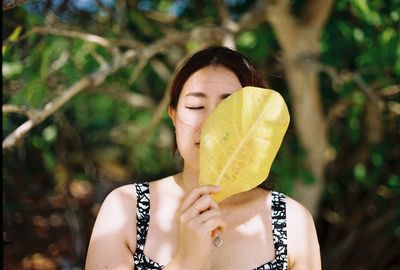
[388,174,400,195]
[3,25,23,56]
[236,23,277,62]
[271,135,315,194]
[11,79,47,108]
[323,0,400,84]
[350,0,384,26]
[2,61,23,79]
[3,1,399,269]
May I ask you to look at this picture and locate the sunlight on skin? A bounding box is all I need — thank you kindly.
[234,214,267,243]
[153,178,182,232]
[92,194,128,239]
[154,242,174,264]
[149,180,182,263]
[155,199,176,232]
[91,224,124,241]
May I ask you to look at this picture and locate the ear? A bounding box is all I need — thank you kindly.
[168,106,176,127]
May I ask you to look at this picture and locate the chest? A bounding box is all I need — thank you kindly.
[207,223,276,269]
[143,196,276,269]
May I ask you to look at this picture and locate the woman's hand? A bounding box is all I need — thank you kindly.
[166,185,226,270]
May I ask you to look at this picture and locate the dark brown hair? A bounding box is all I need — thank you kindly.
[169,46,266,109]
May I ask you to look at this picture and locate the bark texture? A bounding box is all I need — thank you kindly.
[265,0,334,216]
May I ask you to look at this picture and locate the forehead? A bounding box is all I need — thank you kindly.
[181,65,242,96]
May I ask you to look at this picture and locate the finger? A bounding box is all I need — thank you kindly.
[192,194,219,213]
[185,214,226,239]
[185,194,220,221]
[179,185,221,213]
[192,209,221,225]
[199,217,227,237]
[211,228,222,238]
[180,195,218,223]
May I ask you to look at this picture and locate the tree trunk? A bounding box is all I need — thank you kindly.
[265,0,334,216]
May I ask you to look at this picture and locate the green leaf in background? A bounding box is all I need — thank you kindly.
[2,26,22,56]
[2,61,23,79]
[350,0,383,26]
[388,174,400,195]
[10,78,47,108]
[39,37,67,80]
[354,162,367,181]
[237,31,257,48]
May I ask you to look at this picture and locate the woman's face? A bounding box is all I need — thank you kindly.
[169,65,242,171]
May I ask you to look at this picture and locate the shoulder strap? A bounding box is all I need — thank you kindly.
[271,191,288,270]
[134,182,151,253]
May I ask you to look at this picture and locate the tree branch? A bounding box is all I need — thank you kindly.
[238,0,268,30]
[311,61,383,101]
[3,30,190,150]
[302,0,335,35]
[214,0,238,47]
[150,59,172,81]
[3,0,27,10]
[128,57,149,84]
[326,98,353,125]
[49,51,70,75]
[138,83,172,143]
[3,72,98,150]
[215,0,230,23]
[3,105,32,116]
[312,61,388,142]
[32,26,115,48]
[0,52,124,150]
[143,10,177,24]
[9,26,144,55]
[380,85,400,97]
[265,0,299,54]
[89,86,156,109]
[3,7,289,151]
[387,101,400,115]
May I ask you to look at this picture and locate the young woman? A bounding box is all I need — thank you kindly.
[85,46,321,270]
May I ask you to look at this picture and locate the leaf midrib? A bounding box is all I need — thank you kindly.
[214,93,272,185]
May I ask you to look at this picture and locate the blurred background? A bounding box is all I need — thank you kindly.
[2,0,399,269]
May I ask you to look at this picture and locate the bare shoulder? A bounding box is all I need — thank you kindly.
[285,195,321,270]
[285,196,316,247]
[105,184,137,206]
[285,195,315,230]
[85,184,138,269]
[99,184,137,223]
[89,184,138,245]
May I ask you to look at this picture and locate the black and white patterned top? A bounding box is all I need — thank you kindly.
[133,182,288,270]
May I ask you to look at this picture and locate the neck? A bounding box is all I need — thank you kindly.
[177,165,199,193]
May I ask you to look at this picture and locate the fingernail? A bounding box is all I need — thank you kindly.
[211,229,220,238]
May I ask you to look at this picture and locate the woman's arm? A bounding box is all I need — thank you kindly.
[286,197,321,270]
[85,185,137,270]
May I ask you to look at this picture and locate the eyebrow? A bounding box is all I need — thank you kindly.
[184,92,232,99]
[184,92,206,98]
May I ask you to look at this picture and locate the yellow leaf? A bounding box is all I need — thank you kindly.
[9,26,23,42]
[3,26,22,56]
[199,86,290,203]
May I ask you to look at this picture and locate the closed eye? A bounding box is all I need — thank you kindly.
[221,93,231,99]
[186,106,204,110]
